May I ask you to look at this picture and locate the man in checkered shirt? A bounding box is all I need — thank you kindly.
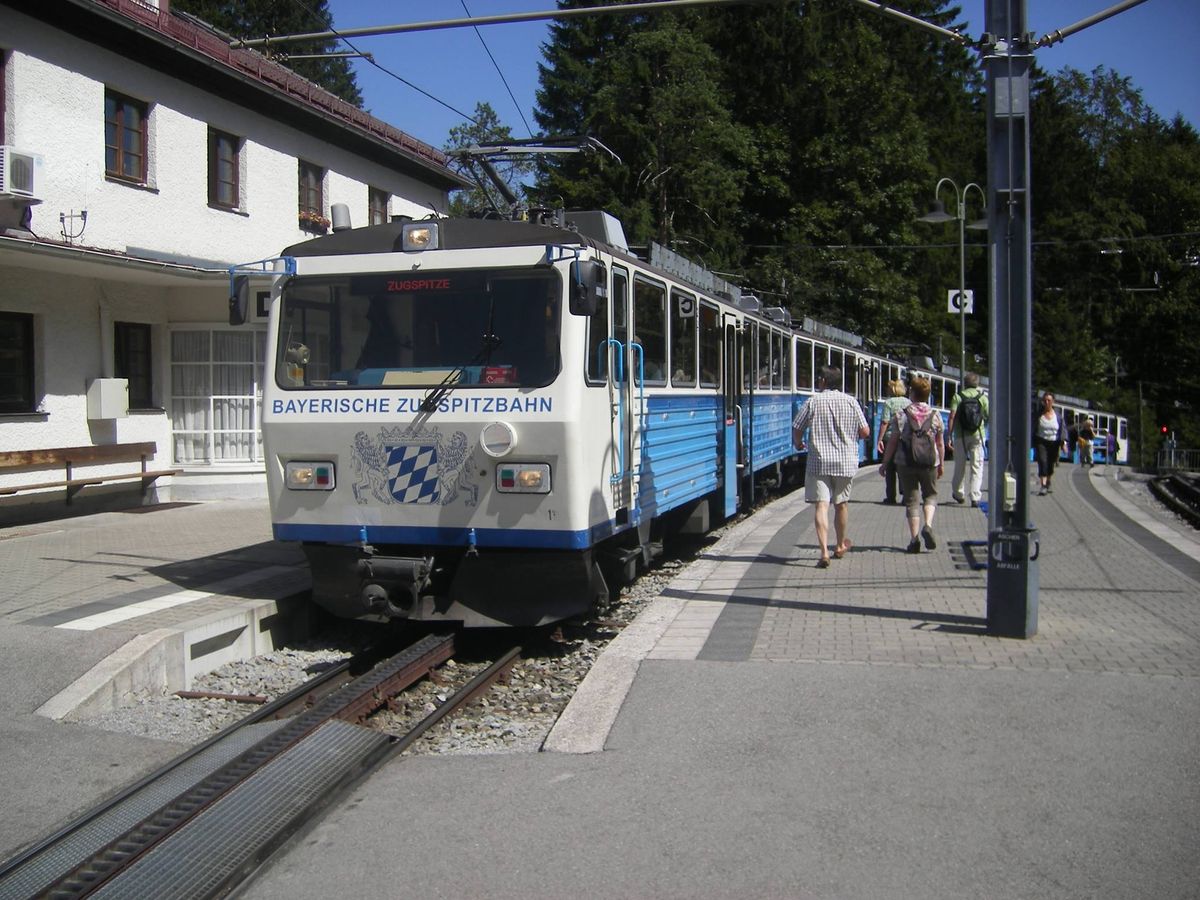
[792,365,870,568]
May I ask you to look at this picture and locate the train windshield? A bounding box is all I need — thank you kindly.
[275,269,561,389]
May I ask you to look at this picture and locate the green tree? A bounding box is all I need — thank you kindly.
[531,1,1198,452]
[535,5,751,265]
[444,102,534,217]
[534,1,982,353]
[171,0,362,107]
[1030,65,1200,449]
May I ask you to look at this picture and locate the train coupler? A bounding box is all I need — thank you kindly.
[356,554,432,618]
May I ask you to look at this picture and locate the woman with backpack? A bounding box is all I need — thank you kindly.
[947,371,988,506]
[878,376,945,553]
[876,379,911,505]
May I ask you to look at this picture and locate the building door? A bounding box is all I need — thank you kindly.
[170,327,266,464]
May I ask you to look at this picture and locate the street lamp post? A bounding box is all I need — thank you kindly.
[917,178,987,382]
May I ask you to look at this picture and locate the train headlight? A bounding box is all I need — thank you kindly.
[401,222,439,251]
[496,463,551,494]
[285,461,336,490]
[479,421,517,458]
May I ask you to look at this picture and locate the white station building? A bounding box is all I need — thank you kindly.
[0,0,468,524]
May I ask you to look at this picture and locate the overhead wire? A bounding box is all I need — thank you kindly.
[285,0,481,127]
[461,0,535,138]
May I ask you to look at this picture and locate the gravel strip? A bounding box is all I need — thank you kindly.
[73,526,716,753]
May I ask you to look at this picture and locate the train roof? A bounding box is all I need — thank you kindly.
[282,217,587,258]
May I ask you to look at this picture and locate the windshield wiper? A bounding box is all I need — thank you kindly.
[419,332,502,412]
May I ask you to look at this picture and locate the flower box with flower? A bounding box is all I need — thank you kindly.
[298,209,331,232]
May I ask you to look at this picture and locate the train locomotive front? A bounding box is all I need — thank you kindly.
[258,218,614,627]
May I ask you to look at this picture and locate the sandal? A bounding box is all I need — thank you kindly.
[833,540,852,560]
[816,557,831,569]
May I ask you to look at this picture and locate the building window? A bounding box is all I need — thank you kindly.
[105,90,148,183]
[170,329,266,463]
[208,128,240,209]
[0,312,35,414]
[298,160,326,231]
[115,322,153,409]
[368,187,389,225]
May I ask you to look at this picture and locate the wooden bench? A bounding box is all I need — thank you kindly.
[0,442,182,504]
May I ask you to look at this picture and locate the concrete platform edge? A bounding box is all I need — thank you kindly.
[542,596,685,753]
[35,595,311,722]
[543,494,806,754]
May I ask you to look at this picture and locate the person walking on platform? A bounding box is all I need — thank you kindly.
[1077,416,1096,468]
[878,376,945,553]
[947,372,988,507]
[1033,391,1067,495]
[877,379,910,505]
[793,365,870,568]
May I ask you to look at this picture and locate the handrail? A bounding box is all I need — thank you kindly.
[601,338,626,485]
[630,342,645,481]
[733,404,744,469]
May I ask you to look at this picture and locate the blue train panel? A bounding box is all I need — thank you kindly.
[638,394,723,518]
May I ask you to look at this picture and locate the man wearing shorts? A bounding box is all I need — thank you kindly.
[792,365,870,568]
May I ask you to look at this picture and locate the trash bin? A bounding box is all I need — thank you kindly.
[985,527,1040,638]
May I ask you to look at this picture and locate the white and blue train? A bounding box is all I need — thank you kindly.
[230,207,1127,627]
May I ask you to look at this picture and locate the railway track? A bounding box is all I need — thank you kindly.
[0,633,519,900]
[1149,472,1200,529]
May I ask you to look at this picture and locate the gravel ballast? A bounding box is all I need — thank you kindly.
[72,535,705,754]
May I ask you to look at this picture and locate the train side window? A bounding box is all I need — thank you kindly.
[781,334,792,389]
[757,323,770,387]
[844,352,857,396]
[743,321,755,390]
[585,269,611,385]
[828,348,843,387]
[796,338,813,389]
[613,267,630,382]
[670,287,697,387]
[699,301,720,388]
[772,330,784,389]
[815,343,830,374]
[633,275,667,384]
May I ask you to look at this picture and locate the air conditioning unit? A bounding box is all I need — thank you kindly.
[0,146,44,202]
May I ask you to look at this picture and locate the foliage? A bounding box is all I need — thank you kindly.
[529,3,1198,454]
[171,0,362,107]
[444,103,535,217]
[1031,66,1200,450]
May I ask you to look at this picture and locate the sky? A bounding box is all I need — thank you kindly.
[322,0,1200,152]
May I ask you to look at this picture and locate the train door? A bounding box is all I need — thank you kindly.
[610,266,634,515]
[723,314,744,516]
[630,275,667,524]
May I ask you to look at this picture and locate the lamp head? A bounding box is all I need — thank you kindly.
[917,199,954,224]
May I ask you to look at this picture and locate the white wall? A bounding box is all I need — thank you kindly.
[3,8,451,264]
[0,263,173,469]
[0,6,457,491]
